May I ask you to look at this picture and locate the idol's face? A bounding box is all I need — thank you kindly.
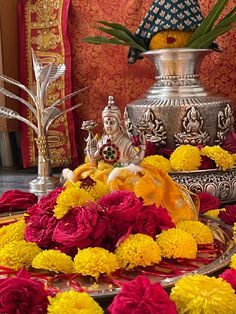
[103,116,119,135]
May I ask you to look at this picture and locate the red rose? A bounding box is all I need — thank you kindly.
[198,192,221,213]
[0,269,49,314]
[25,187,63,248]
[199,155,215,170]
[35,186,64,215]
[220,269,236,290]
[52,203,110,249]
[221,131,236,154]
[0,190,37,213]
[218,205,236,225]
[108,276,177,314]
[25,212,58,248]
[133,205,175,238]
[98,190,142,222]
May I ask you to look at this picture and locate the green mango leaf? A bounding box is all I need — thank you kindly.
[188,25,231,48]
[81,36,147,51]
[188,0,231,45]
[81,36,123,45]
[97,21,148,49]
[216,10,236,28]
[96,27,135,43]
[95,27,147,51]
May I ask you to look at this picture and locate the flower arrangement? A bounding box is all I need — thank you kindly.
[0,185,235,312]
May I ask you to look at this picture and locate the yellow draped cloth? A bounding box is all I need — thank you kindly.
[70,161,199,225]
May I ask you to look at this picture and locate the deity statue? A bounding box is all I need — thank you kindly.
[85,96,146,166]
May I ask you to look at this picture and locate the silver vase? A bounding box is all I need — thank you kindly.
[125,48,236,203]
[125,48,234,148]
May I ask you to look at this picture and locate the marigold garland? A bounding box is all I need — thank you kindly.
[141,155,171,172]
[53,183,94,219]
[74,247,119,280]
[115,233,162,270]
[0,240,41,271]
[170,274,236,314]
[176,220,213,244]
[156,228,197,259]
[230,254,236,269]
[47,290,103,314]
[32,250,74,274]
[170,145,201,171]
[0,220,25,249]
[200,146,234,170]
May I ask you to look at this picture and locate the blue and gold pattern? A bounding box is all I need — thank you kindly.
[136,0,203,40]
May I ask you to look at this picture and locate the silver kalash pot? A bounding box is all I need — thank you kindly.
[125,48,236,203]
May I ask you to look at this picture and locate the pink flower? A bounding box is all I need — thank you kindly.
[98,191,142,222]
[198,192,221,213]
[52,203,110,249]
[218,205,236,225]
[0,269,49,314]
[221,131,236,154]
[133,205,175,238]
[108,276,177,314]
[0,190,37,213]
[219,269,236,290]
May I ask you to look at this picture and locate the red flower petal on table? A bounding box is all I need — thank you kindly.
[0,190,37,213]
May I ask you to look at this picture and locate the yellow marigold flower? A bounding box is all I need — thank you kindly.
[74,247,119,280]
[86,181,109,200]
[204,209,221,219]
[141,155,171,172]
[176,220,213,244]
[32,250,73,274]
[232,153,236,164]
[0,220,26,249]
[115,233,162,270]
[170,145,201,171]
[230,254,236,269]
[170,274,236,314]
[54,183,94,219]
[149,30,193,49]
[201,146,234,170]
[47,290,103,314]
[156,228,197,259]
[0,240,41,271]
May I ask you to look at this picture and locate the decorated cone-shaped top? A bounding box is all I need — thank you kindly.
[136,0,203,41]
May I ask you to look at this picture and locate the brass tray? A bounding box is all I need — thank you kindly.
[0,214,235,298]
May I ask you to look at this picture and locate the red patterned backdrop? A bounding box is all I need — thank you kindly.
[68,0,236,162]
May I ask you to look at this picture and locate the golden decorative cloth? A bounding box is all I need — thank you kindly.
[18,0,78,168]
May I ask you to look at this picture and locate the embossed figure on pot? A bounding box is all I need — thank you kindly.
[86,96,146,166]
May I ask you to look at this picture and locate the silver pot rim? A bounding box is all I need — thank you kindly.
[142,48,213,57]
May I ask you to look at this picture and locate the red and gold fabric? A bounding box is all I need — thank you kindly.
[18,0,78,168]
